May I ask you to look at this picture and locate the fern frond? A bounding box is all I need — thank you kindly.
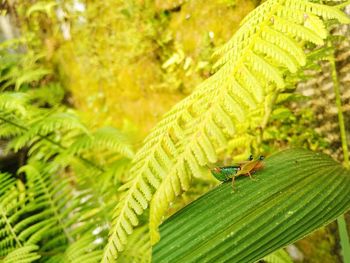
[0,93,28,117]
[0,90,133,173]
[290,0,350,23]
[102,1,350,260]
[8,111,89,153]
[117,225,151,263]
[18,162,92,252]
[0,175,46,258]
[0,120,24,139]
[0,48,51,91]
[14,68,52,91]
[305,14,328,39]
[2,245,40,263]
[27,83,65,107]
[0,173,15,196]
[0,181,25,257]
[49,234,103,263]
[68,127,134,159]
[253,37,299,73]
[247,51,285,88]
[273,16,325,45]
[227,135,254,155]
[261,27,306,66]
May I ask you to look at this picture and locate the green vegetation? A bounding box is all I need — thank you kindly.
[153,149,350,263]
[1,0,350,262]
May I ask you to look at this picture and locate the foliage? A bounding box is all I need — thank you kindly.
[102,1,350,261]
[0,23,134,261]
[0,83,136,260]
[1,0,350,262]
[153,149,350,262]
[2,245,40,263]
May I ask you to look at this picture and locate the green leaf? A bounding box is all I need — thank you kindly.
[152,148,350,263]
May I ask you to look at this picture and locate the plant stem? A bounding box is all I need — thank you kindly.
[339,216,350,263]
[329,47,350,263]
[329,52,350,168]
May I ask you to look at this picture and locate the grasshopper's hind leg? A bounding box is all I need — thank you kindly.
[231,176,236,191]
[247,172,258,181]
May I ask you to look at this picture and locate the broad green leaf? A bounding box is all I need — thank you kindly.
[153,148,350,263]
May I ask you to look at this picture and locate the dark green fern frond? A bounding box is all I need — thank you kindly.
[0,174,32,257]
[45,234,103,263]
[0,91,133,173]
[63,236,102,263]
[0,34,135,262]
[0,89,135,260]
[68,127,134,159]
[7,111,89,153]
[0,173,15,196]
[18,162,92,252]
[26,84,65,107]
[102,1,350,261]
[0,47,51,91]
[0,93,28,117]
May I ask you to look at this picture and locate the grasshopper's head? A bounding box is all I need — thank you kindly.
[248,155,264,161]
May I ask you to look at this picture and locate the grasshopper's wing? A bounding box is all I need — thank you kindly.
[235,161,259,176]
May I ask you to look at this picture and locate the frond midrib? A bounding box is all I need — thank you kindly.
[35,173,73,243]
[0,202,22,248]
[0,111,105,172]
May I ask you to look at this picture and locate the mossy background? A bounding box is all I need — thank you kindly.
[55,0,256,137]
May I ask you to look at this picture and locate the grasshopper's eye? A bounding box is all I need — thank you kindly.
[248,155,253,161]
[259,156,264,160]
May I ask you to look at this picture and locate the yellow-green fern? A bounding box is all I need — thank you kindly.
[102,1,350,261]
[262,249,293,263]
[1,245,40,263]
[117,225,151,263]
